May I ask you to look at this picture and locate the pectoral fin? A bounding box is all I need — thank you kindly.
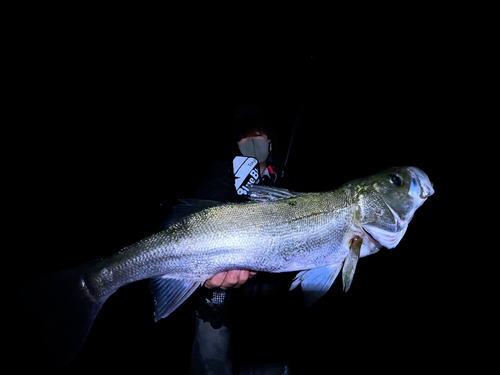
[290,264,342,307]
[342,236,362,292]
[149,277,202,321]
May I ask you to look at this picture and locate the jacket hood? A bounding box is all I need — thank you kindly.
[230,99,282,169]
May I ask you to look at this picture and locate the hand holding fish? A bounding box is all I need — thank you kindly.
[204,270,257,289]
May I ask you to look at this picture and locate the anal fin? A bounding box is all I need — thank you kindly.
[149,277,202,321]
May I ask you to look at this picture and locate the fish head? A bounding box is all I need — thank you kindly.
[359,166,434,251]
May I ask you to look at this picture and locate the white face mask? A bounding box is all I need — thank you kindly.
[237,138,271,163]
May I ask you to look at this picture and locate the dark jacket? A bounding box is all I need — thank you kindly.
[196,160,278,203]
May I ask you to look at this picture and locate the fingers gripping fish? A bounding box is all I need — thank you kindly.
[25,166,434,365]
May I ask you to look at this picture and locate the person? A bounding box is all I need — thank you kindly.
[187,101,303,374]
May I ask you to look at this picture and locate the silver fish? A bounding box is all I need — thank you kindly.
[27,166,433,365]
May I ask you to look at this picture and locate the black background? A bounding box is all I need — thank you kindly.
[7,13,477,374]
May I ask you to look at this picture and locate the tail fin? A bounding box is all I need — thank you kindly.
[20,262,109,366]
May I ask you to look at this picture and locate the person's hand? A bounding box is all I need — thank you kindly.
[204,270,257,290]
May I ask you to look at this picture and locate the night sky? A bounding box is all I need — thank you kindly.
[9,27,464,373]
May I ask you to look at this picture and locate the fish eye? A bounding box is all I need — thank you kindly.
[390,174,403,187]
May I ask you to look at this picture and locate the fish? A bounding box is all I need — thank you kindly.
[24,166,434,365]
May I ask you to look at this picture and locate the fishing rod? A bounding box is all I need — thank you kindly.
[282,55,317,178]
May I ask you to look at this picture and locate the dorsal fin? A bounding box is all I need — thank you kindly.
[247,185,303,202]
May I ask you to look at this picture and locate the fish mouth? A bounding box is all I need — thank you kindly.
[408,167,434,199]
